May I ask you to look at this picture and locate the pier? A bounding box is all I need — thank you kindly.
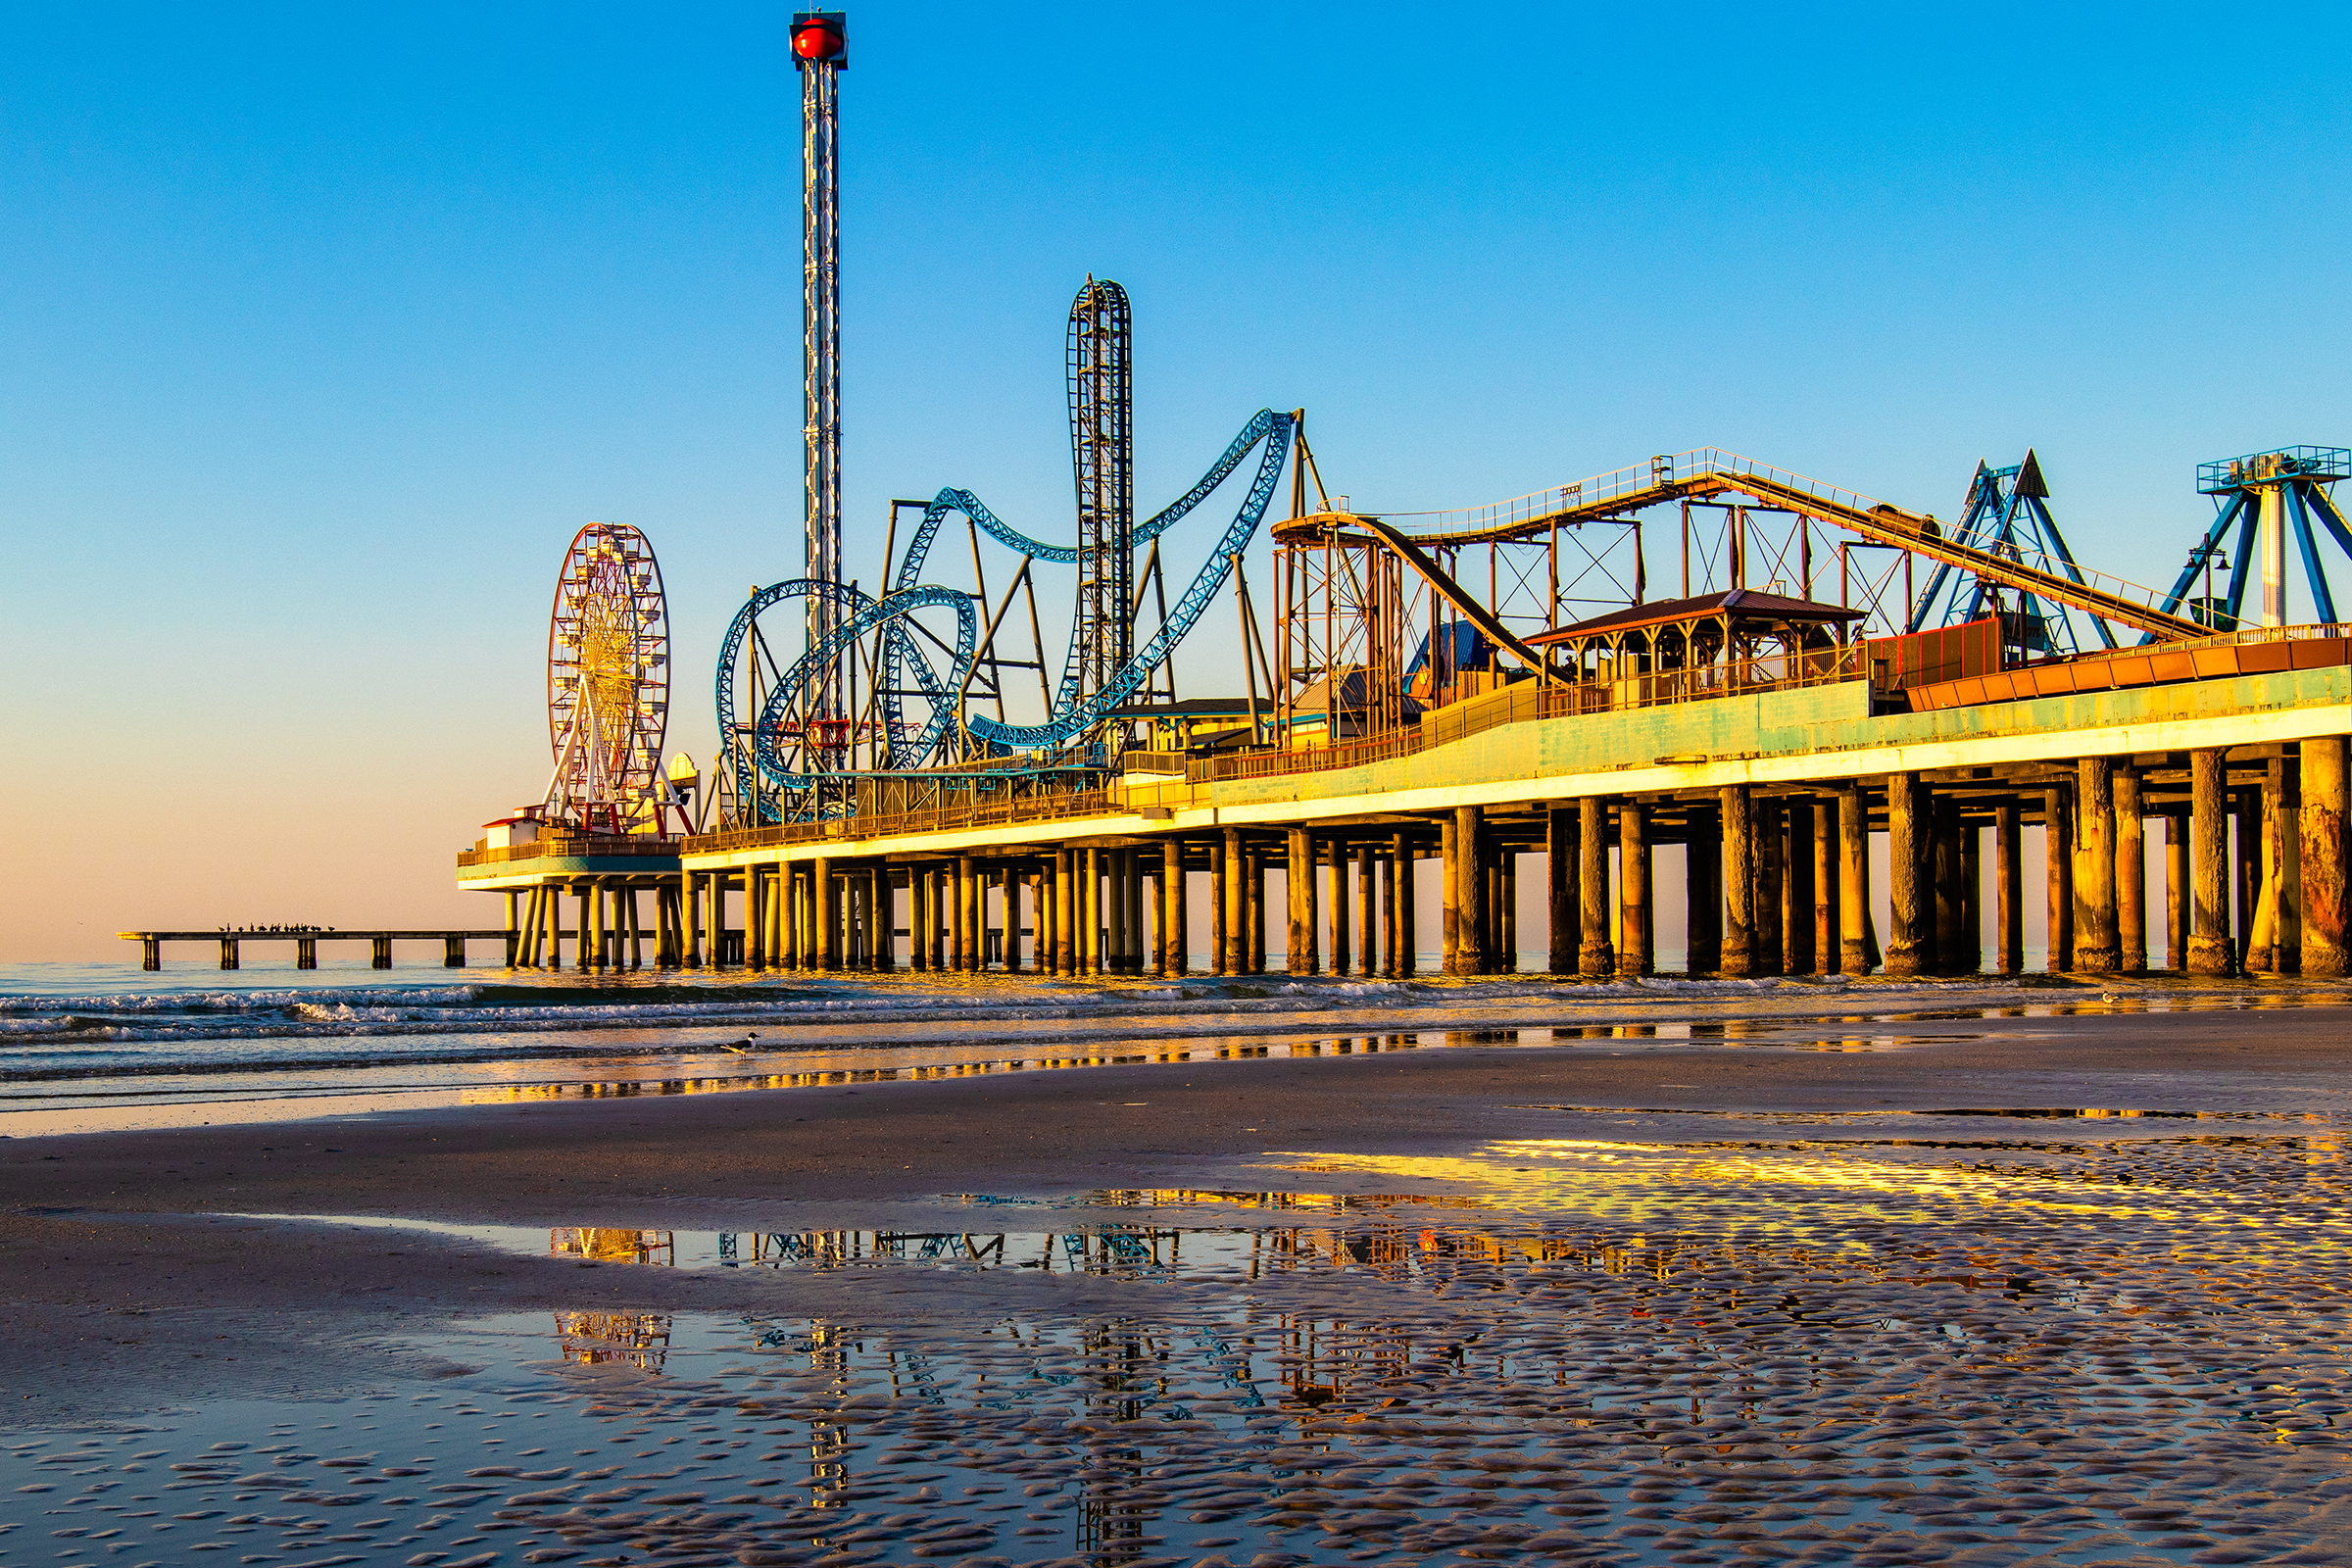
[461,434,2351,987]
[121,929,512,971]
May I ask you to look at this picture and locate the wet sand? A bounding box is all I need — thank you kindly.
[6,1004,2349,1426]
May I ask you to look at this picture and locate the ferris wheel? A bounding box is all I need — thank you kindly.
[545,522,669,832]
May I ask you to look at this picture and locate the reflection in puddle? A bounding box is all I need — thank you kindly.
[31,1120,2352,1567]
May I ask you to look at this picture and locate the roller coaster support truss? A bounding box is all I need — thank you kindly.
[1376,449,2206,643]
[2160,446,2352,637]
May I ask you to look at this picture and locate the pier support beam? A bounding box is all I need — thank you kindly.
[1932,797,1962,973]
[1811,798,1838,973]
[1227,833,1250,974]
[812,858,834,971]
[1330,836,1350,976]
[1787,796,1816,975]
[1838,784,1872,975]
[1391,831,1413,977]
[1288,827,1315,976]
[2234,784,2262,971]
[1212,834,1232,976]
[2304,736,2349,975]
[2075,757,2120,972]
[2165,812,2187,969]
[1687,802,1721,974]
[1885,773,1925,976]
[2116,766,2146,971]
[746,864,765,971]
[1354,842,1373,981]
[1579,798,1614,978]
[2189,750,2233,973]
[1440,814,1459,975]
[1755,795,1784,975]
[1721,785,1753,976]
[1546,807,1576,975]
[2045,783,2074,973]
[1247,840,1266,973]
[1456,807,1487,975]
[1617,801,1648,979]
[1995,801,2024,973]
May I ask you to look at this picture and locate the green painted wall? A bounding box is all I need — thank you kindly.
[1189,667,2350,808]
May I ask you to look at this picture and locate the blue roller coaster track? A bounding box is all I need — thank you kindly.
[716,409,1293,817]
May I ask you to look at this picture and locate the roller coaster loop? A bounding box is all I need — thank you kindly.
[714,578,975,819]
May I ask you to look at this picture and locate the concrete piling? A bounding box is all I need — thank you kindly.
[1580,798,1614,978]
[2303,735,2348,975]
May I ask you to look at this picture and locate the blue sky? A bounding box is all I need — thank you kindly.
[6,2,2350,957]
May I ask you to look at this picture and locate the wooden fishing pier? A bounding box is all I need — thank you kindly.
[121,929,511,971]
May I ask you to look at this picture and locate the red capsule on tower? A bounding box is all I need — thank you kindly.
[792,12,846,68]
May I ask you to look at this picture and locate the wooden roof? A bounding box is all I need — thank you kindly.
[1527,587,1866,647]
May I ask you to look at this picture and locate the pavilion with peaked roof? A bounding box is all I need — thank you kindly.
[1527,587,1867,691]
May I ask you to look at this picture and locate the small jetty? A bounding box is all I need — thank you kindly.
[119,929,510,971]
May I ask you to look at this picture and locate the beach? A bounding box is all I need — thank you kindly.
[5,975,2351,1565]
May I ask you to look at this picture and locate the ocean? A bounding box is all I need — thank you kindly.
[0,957,2310,1138]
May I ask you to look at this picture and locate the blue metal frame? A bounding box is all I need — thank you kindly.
[1907,453,2113,651]
[2152,447,2350,638]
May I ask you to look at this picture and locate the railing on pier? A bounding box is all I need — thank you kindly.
[1173,644,1872,785]
[689,782,1115,856]
[458,835,680,868]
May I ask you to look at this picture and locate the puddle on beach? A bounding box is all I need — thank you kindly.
[20,1121,2348,1565]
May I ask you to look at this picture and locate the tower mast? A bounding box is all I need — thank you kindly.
[793,12,847,741]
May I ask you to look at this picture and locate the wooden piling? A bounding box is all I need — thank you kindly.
[1298,827,1317,973]
[1838,784,1871,975]
[1440,813,1460,975]
[1454,807,1484,974]
[1617,801,1649,978]
[1548,807,1579,975]
[1721,785,1754,976]
[1787,796,1816,975]
[2075,757,2120,972]
[2302,736,2348,975]
[2234,785,2261,971]
[1994,801,2023,972]
[2044,783,2073,973]
[2115,767,2146,971]
[1686,802,1721,974]
[1575,799,1612,977]
[2188,750,2232,973]
[1885,773,1925,976]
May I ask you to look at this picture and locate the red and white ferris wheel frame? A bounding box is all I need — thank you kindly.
[545,522,669,828]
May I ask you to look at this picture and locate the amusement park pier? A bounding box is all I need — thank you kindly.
[453,11,2350,988]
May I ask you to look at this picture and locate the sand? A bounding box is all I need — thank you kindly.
[4,1004,2348,1426]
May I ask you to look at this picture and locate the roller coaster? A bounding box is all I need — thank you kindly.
[715,272,1293,824]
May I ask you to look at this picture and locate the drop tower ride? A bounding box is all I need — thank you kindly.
[793,11,847,740]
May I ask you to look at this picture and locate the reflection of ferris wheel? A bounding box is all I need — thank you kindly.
[545,522,668,831]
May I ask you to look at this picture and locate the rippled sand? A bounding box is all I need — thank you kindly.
[8,1102,2351,1566]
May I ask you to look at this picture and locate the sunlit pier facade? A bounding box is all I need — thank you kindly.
[474,638,2346,983]
[461,440,2352,981]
